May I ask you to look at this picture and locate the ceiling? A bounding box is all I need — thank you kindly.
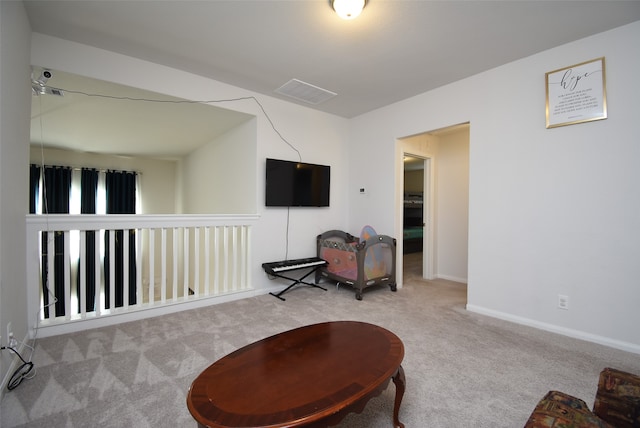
[30,69,253,158]
[24,1,640,157]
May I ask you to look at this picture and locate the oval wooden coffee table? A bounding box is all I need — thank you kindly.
[187,321,405,428]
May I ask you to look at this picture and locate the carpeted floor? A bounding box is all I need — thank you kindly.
[1,253,639,427]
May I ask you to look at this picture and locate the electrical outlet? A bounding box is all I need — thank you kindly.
[558,295,569,310]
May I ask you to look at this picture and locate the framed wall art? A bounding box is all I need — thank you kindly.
[545,57,607,128]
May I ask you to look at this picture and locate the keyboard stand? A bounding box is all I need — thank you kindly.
[266,265,327,301]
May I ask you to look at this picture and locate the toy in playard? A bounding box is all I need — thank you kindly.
[360,225,386,278]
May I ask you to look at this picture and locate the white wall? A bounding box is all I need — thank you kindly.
[0,1,32,393]
[30,33,350,296]
[349,21,640,352]
[180,118,256,214]
[436,128,469,283]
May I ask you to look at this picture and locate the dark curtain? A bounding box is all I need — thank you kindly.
[29,164,40,214]
[104,170,137,308]
[41,166,72,318]
[77,168,98,312]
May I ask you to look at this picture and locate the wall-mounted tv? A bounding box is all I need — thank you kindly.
[265,158,330,207]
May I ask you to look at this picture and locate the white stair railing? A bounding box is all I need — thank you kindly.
[26,214,258,337]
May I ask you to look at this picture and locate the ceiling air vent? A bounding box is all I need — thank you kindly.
[274,79,337,105]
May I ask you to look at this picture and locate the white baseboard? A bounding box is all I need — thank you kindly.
[33,289,258,339]
[436,274,467,284]
[31,282,314,339]
[466,304,640,355]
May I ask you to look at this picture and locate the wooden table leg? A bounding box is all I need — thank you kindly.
[392,365,406,428]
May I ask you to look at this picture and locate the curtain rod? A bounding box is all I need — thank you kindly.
[70,167,141,175]
[31,163,141,175]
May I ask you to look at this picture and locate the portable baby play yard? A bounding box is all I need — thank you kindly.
[316,226,397,300]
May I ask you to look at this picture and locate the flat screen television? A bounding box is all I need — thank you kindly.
[265,158,330,207]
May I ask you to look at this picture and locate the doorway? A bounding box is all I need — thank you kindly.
[402,155,429,280]
[396,123,469,288]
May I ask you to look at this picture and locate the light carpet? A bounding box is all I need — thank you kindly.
[1,258,639,427]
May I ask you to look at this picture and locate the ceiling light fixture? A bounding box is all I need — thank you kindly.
[331,0,367,20]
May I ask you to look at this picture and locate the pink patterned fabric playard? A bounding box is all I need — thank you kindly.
[316,226,397,300]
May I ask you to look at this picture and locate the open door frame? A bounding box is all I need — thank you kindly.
[421,156,435,280]
[395,137,437,287]
[396,123,470,290]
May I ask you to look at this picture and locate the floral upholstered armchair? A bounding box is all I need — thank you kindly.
[524,367,640,428]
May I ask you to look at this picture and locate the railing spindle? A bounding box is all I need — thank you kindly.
[204,227,211,296]
[161,227,167,303]
[63,231,71,320]
[224,227,230,293]
[47,233,55,318]
[94,229,101,316]
[123,229,129,308]
[79,231,87,317]
[194,227,200,298]
[108,230,115,311]
[231,226,238,292]
[149,228,155,304]
[136,228,142,307]
[172,227,178,302]
[183,228,189,299]
[213,226,220,295]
